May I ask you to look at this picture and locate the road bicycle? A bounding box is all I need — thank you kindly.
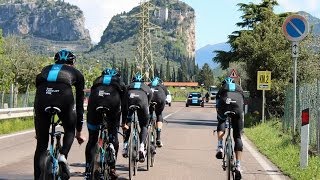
[88,106,116,180]
[222,110,236,180]
[128,105,140,180]
[147,102,157,170]
[40,106,65,180]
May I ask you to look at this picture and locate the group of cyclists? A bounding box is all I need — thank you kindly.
[33,49,169,180]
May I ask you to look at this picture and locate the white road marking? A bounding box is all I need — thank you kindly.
[0,129,35,140]
[242,135,287,180]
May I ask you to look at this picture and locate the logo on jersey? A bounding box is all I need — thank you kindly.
[98,90,111,97]
[129,93,140,98]
[46,87,59,95]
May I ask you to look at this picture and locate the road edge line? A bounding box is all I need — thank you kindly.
[242,135,289,180]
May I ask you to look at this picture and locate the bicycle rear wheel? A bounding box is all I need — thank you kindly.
[226,138,235,180]
[146,131,151,171]
[150,122,156,167]
[91,144,111,180]
[40,150,61,180]
[133,123,139,176]
[129,122,138,179]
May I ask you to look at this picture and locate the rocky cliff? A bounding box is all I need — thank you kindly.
[0,0,91,53]
[90,0,195,65]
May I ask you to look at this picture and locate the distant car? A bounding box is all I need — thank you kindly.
[186,92,204,107]
[209,86,219,100]
[166,90,172,107]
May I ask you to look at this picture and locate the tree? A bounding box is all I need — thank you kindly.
[160,64,164,80]
[165,59,170,81]
[2,35,48,92]
[197,63,214,89]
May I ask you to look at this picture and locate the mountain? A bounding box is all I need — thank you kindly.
[298,11,320,35]
[87,0,195,67]
[195,42,230,68]
[0,0,92,54]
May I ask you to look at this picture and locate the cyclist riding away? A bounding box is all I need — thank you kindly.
[148,76,169,148]
[34,49,85,180]
[122,73,153,163]
[84,68,127,179]
[215,77,244,180]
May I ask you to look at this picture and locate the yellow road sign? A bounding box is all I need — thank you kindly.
[257,71,271,90]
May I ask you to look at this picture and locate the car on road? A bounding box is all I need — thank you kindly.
[186,92,204,107]
[166,90,172,106]
[209,86,219,100]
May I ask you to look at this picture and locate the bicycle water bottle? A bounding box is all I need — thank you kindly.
[107,143,116,165]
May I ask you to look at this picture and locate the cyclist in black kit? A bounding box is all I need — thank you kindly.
[215,77,244,180]
[148,76,168,148]
[33,49,85,180]
[122,73,153,163]
[84,68,127,180]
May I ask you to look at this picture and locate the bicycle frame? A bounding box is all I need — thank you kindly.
[42,106,63,180]
[90,106,114,180]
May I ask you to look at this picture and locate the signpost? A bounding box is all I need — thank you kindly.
[257,71,271,123]
[282,14,309,168]
[300,109,309,168]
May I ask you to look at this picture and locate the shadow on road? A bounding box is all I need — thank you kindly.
[168,119,218,127]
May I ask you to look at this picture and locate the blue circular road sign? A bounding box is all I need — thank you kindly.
[282,14,309,41]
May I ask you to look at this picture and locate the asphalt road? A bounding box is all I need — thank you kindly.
[0,102,290,180]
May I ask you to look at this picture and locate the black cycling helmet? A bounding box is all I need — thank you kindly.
[222,77,235,85]
[102,68,119,76]
[132,73,144,82]
[54,49,76,65]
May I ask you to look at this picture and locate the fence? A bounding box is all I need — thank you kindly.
[283,80,320,153]
[0,92,35,109]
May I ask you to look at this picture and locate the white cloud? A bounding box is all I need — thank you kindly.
[64,0,140,43]
[277,0,320,15]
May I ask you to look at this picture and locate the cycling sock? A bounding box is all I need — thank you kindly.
[218,140,223,148]
[156,128,161,140]
[236,160,241,167]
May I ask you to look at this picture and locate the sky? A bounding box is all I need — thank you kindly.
[64,0,320,50]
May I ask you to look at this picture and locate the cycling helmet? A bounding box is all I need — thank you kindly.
[222,77,235,85]
[151,76,161,86]
[102,68,119,76]
[132,73,144,82]
[54,49,76,65]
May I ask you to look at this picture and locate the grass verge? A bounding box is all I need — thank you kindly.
[0,117,34,135]
[245,119,320,180]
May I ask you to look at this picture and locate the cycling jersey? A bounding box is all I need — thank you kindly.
[34,64,84,180]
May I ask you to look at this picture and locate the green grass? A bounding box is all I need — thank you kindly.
[0,117,34,135]
[245,119,320,180]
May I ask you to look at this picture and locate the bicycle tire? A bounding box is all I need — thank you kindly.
[91,143,112,180]
[150,122,156,167]
[146,131,151,171]
[41,152,62,180]
[128,122,136,179]
[133,121,139,176]
[226,137,232,180]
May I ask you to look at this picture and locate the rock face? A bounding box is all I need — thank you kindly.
[0,1,90,41]
[95,0,195,62]
[0,0,91,53]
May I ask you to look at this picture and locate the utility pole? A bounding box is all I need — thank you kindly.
[133,0,160,80]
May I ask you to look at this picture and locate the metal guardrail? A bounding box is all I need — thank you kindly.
[0,107,34,120]
[0,106,88,120]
